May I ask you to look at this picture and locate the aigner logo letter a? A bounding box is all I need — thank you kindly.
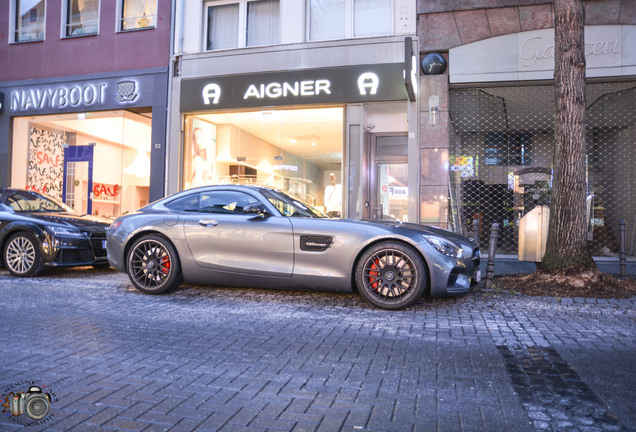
[357,73,379,95]
[203,83,221,105]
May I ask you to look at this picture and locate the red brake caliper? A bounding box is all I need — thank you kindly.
[160,256,171,274]
[369,259,380,290]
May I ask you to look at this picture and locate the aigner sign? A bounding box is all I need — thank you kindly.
[180,64,408,112]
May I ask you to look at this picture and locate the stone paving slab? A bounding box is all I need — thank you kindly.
[0,267,634,431]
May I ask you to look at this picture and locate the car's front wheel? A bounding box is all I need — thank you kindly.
[4,231,44,277]
[355,242,427,310]
[126,234,182,294]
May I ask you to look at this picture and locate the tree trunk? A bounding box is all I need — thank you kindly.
[540,0,595,272]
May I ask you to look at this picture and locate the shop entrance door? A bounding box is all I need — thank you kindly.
[370,135,409,221]
[63,144,94,215]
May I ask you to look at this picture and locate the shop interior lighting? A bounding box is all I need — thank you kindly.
[124,148,150,178]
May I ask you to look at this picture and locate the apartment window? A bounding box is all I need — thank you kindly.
[246,0,279,46]
[354,0,391,37]
[308,0,391,41]
[65,0,99,37]
[121,0,157,31]
[205,0,280,51]
[13,0,46,42]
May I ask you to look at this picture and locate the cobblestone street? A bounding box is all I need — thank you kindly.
[1,267,634,431]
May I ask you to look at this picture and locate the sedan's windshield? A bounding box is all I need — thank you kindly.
[4,191,74,213]
[261,189,328,218]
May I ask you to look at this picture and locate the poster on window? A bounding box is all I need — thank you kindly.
[27,126,65,200]
[189,119,217,188]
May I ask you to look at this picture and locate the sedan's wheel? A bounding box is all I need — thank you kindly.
[355,242,427,310]
[4,232,44,277]
[127,234,182,294]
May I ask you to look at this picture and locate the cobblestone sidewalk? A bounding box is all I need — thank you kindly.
[0,268,634,431]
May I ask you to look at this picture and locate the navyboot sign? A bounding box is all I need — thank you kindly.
[180,63,408,111]
[6,76,151,114]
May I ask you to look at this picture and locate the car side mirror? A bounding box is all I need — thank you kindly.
[243,203,269,217]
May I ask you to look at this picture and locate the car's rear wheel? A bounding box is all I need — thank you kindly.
[126,234,182,294]
[4,231,44,277]
[355,242,427,310]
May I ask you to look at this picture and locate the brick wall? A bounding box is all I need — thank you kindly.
[418,0,636,51]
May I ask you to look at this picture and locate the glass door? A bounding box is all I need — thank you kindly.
[63,145,94,214]
[370,134,409,221]
[376,163,408,221]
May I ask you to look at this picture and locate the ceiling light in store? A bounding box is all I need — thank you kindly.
[312,142,316,146]
[124,148,150,178]
[290,139,297,144]
[78,113,86,119]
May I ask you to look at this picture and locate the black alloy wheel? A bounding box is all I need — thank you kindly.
[355,242,427,310]
[127,234,182,294]
[4,231,44,277]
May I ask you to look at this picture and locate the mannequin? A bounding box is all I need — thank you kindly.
[324,172,342,217]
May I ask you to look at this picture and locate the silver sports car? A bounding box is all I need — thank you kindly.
[107,185,480,310]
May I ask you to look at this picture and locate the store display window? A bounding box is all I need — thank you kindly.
[183,106,344,216]
[10,110,151,219]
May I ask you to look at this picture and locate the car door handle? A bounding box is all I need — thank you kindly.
[198,219,218,227]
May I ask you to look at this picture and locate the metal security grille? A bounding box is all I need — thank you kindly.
[448,82,635,257]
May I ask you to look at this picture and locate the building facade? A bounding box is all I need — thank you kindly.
[0,0,171,218]
[3,1,632,258]
[167,0,420,222]
[418,0,636,256]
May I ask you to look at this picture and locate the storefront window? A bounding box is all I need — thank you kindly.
[183,107,344,217]
[11,110,151,219]
[13,0,46,42]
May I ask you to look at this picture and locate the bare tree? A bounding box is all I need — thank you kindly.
[540,0,596,272]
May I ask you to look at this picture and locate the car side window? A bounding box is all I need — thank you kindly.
[198,191,259,214]
[164,193,200,212]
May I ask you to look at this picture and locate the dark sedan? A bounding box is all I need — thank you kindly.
[0,188,111,277]
[107,185,480,310]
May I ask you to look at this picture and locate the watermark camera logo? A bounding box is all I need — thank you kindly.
[1,381,57,426]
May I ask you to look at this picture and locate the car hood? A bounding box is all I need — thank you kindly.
[346,219,475,247]
[20,212,111,232]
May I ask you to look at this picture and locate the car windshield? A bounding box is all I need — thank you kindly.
[4,190,75,213]
[261,189,328,218]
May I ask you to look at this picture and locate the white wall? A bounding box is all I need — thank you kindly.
[174,0,415,55]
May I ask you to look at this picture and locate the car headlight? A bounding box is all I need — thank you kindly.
[47,226,85,238]
[422,234,464,258]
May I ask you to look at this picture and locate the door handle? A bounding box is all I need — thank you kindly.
[199,219,218,226]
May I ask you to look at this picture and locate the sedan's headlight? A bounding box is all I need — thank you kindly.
[423,234,464,258]
[47,226,86,237]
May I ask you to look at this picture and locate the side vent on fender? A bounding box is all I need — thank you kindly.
[300,235,333,252]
